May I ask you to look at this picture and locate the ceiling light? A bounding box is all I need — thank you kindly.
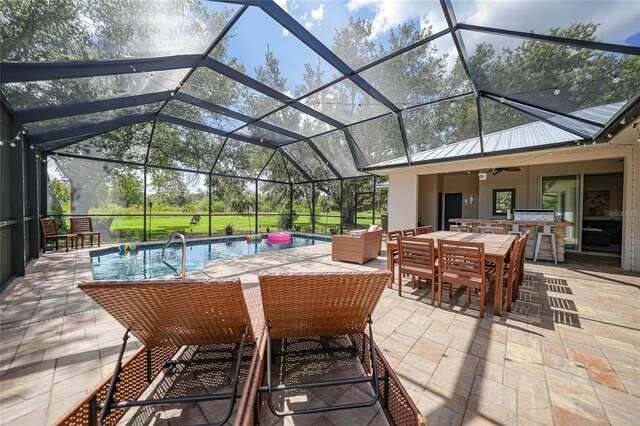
[0,140,4,146]
[553,87,560,95]
[131,66,137,72]
[42,158,47,162]
[612,74,620,83]
[170,91,175,97]
[620,118,626,125]
[607,134,613,138]
[9,141,16,147]
[29,144,35,149]
[499,97,505,103]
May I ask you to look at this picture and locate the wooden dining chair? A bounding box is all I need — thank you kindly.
[397,237,437,303]
[415,226,433,235]
[402,228,416,237]
[486,237,524,312]
[513,231,530,300]
[438,240,487,317]
[479,226,505,234]
[387,230,402,241]
[450,225,471,232]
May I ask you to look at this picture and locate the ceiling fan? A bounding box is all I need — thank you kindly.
[485,167,522,175]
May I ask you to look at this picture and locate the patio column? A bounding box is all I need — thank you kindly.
[388,169,418,231]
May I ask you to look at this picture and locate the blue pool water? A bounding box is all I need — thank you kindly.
[90,235,329,280]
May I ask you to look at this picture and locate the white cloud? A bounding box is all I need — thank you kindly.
[282,28,290,37]
[311,4,325,22]
[304,21,315,29]
[346,0,443,39]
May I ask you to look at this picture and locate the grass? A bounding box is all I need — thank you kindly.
[61,211,381,242]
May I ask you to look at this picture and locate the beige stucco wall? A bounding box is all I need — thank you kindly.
[388,171,418,231]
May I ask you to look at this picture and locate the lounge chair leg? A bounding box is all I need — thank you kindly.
[468,287,471,302]
[261,318,383,417]
[98,330,130,426]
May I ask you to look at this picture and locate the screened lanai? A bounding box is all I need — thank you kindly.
[1,0,639,244]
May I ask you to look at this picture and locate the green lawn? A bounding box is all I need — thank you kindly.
[62,211,380,242]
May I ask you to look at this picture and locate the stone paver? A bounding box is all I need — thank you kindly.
[1,242,640,425]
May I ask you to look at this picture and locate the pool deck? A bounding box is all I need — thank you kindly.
[1,241,640,425]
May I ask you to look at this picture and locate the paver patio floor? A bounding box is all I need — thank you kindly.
[1,241,639,425]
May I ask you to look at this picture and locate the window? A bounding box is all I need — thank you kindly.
[493,189,515,215]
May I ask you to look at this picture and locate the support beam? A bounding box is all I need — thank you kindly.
[476,96,485,155]
[279,148,313,182]
[483,94,593,140]
[32,113,156,143]
[397,113,412,165]
[156,5,249,117]
[304,140,342,179]
[176,92,307,141]
[481,91,605,128]
[157,114,279,149]
[258,0,401,113]
[203,57,345,129]
[17,92,172,123]
[440,0,479,95]
[1,55,202,83]
[343,129,369,170]
[458,23,640,56]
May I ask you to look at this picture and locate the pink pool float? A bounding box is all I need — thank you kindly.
[267,232,292,245]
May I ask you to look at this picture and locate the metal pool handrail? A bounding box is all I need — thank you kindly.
[161,232,186,279]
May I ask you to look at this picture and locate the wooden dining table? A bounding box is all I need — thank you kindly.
[386,231,516,316]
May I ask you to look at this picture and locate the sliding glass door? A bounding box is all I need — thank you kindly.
[541,175,580,250]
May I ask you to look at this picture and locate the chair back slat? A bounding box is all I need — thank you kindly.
[507,238,524,284]
[398,237,435,270]
[40,218,59,237]
[450,225,472,232]
[415,226,433,235]
[388,230,402,241]
[70,217,93,233]
[79,279,255,347]
[259,271,391,340]
[479,226,505,234]
[438,240,485,278]
[402,228,416,237]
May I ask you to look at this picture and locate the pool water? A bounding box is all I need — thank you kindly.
[90,235,329,280]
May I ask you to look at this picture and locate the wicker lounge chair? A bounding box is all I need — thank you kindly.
[251,271,425,424]
[58,279,257,426]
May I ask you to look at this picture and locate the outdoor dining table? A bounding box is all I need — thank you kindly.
[386,231,517,316]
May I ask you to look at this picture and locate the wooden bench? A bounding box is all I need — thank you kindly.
[40,218,78,253]
[70,217,101,248]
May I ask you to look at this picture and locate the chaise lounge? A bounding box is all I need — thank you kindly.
[56,279,260,426]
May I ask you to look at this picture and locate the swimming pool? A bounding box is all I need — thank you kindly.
[90,234,329,280]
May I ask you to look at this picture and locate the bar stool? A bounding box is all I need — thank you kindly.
[507,224,523,238]
[533,224,557,265]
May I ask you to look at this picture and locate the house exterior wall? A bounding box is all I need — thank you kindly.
[384,143,640,271]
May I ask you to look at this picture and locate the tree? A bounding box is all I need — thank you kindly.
[112,174,143,207]
[51,178,71,211]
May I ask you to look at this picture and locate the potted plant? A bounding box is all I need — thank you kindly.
[224,222,235,235]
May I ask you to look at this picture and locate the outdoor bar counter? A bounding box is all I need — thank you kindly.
[449,218,574,262]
